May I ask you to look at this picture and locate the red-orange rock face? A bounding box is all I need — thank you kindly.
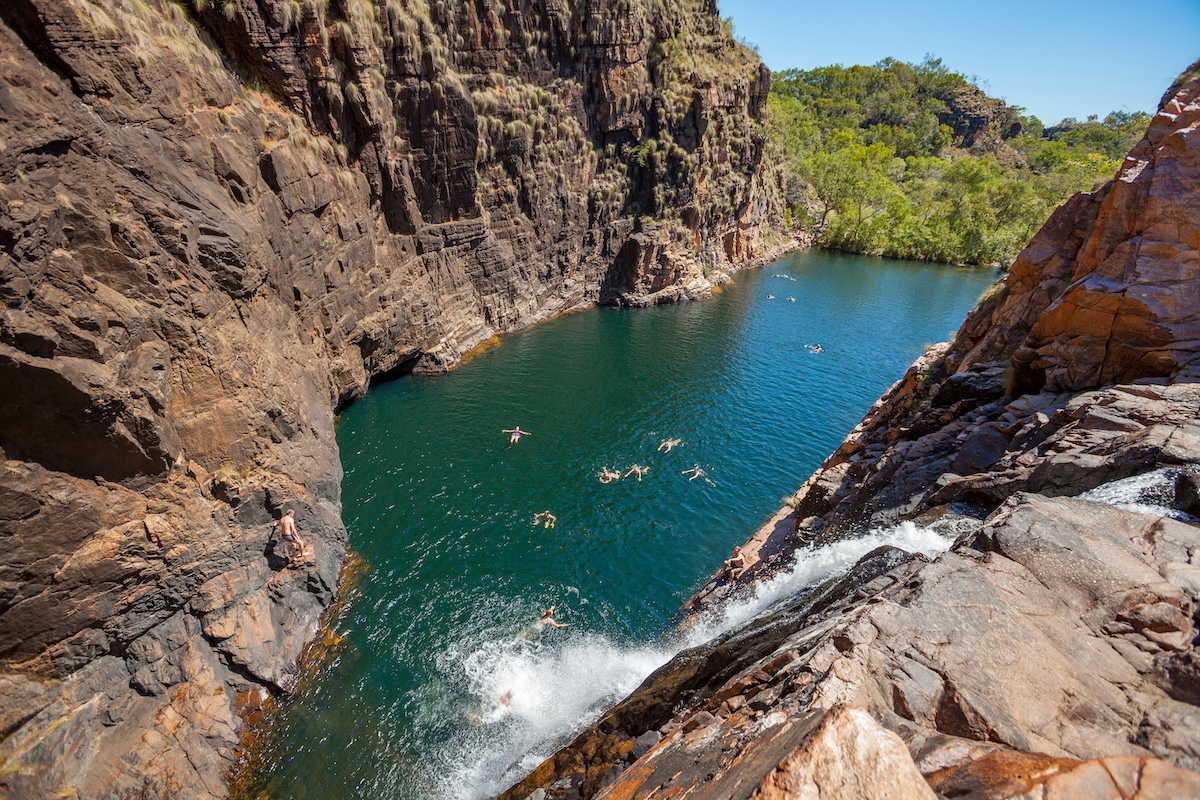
[0,0,782,796]
[957,65,1200,392]
[500,63,1200,800]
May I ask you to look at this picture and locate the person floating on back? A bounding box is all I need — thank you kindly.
[657,438,682,452]
[625,464,649,481]
[503,426,530,444]
[273,509,306,564]
[533,510,557,528]
[598,467,621,484]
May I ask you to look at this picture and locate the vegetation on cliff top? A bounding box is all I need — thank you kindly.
[767,57,1151,266]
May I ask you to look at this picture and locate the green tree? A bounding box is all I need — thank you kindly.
[766,57,1150,266]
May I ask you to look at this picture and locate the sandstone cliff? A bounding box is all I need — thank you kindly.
[498,62,1200,800]
[0,0,782,796]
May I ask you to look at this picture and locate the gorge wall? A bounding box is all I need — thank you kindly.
[499,62,1200,800]
[0,0,783,796]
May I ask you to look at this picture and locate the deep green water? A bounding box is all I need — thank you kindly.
[248,251,998,798]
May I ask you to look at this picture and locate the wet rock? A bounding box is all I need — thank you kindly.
[503,62,1200,800]
[1174,471,1200,516]
[0,0,785,794]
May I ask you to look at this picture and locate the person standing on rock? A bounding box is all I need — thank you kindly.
[273,509,305,563]
[503,426,530,444]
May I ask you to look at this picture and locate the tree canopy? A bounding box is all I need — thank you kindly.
[767,58,1149,266]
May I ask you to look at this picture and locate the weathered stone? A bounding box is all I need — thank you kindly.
[750,705,936,800]
[0,0,787,795]
[1174,471,1200,516]
[502,63,1200,800]
[927,751,1200,800]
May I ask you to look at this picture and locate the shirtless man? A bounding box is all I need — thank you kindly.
[625,464,649,481]
[537,606,569,630]
[503,426,530,444]
[533,510,557,528]
[721,546,746,580]
[273,509,305,562]
[598,467,621,484]
[682,464,707,481]
[657,438,682,453]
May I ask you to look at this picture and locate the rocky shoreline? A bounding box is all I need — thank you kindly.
[498,62,1200,800]
[0,0,783,796]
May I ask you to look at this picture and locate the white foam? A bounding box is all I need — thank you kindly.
[437,633,674,798]
[436,520,957,799]
[682,521,957,646]
[1081,468,1196,521]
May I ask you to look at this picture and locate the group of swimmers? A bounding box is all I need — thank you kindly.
[504,428,712,493]
[596,438,711,487]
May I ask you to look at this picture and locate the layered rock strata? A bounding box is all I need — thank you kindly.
[499,63,1200,800]
[0,0,782,796]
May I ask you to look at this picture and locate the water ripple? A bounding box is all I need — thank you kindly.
[254,252,998,799]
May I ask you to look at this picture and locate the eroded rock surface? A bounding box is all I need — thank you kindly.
[500,62,1200,800]
[0,0,784,796]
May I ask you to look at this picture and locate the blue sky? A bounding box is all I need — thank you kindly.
[717,0,1200,124]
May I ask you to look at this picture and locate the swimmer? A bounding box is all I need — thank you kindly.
[503,426,530,444]
[806,343,822,354]
[682,465,706,481]
[657,438,682,453]
[787,296,795,302]
[625,464,649,481]
[533,510,557,528]
[536,606,569,630]
[766,294,775,300]
[499,691,513,706]
[599,467,621,484]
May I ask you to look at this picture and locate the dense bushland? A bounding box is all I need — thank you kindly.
[768,57,1150,266]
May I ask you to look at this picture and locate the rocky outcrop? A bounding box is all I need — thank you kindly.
[0,0,782,796]
[499,63,1200,800]
[938,85,1023,152]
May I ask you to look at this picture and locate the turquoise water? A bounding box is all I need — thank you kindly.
[247,251,998,798]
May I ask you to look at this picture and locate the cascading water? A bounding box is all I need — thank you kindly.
[1081,467,1199,521]
[435,520,963,799]
[240,252,999,799]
